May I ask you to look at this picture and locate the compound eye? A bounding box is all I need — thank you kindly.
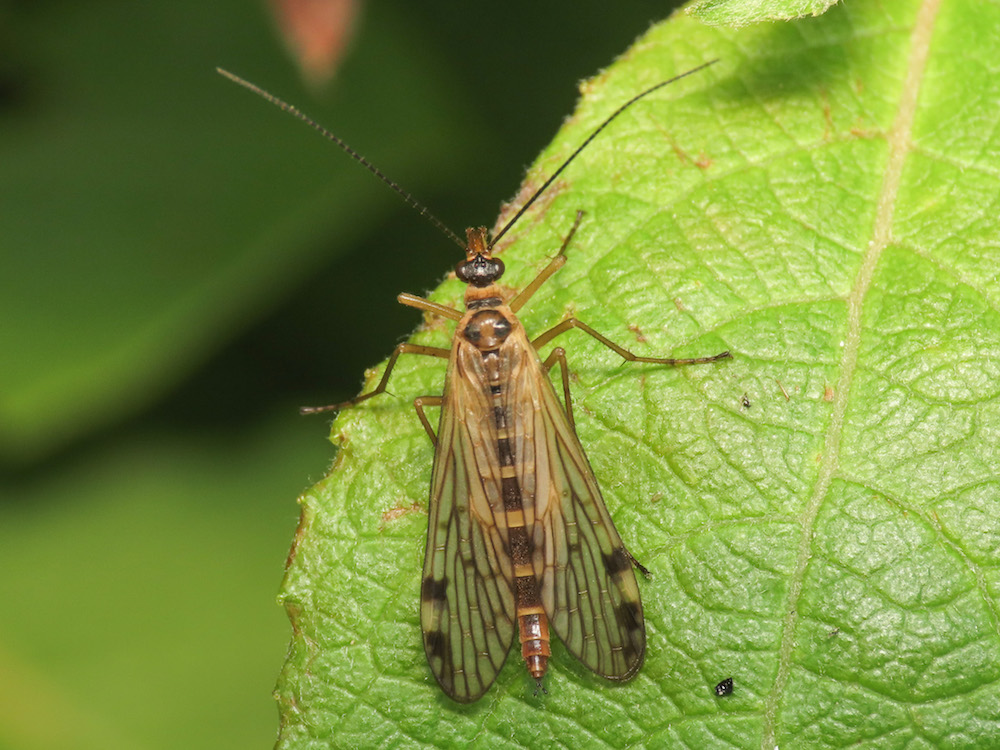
[456,255,505,287]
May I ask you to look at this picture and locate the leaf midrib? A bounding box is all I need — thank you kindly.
[760,0,944,743]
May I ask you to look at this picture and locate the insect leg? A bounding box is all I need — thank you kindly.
[622,546,652,579]
[540,346,576,432]
[533,318,731,366]
[413,396,442,445]
[398,293,463,321]
[509,210,585,313]
[300,343,449,414]
[542,345,652,578]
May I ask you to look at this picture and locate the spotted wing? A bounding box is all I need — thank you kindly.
[506,343,646,680]
[420,343,516,703]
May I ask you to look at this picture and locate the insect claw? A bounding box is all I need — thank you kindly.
[624,548,652,578]
[298,403,344,415]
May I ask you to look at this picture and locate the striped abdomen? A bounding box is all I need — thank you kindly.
[483,347,551,681]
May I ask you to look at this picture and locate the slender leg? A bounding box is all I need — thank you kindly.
[540,347,575,432]
[397,293,463,321]
[533,318,731,365]
[542,346,653,579]
[300,343,450,414]
[622,546,651,579]
[413,396,442,445]
[509,210,585,313]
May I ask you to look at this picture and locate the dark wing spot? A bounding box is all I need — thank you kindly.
[621,638,642,668]
[424,629,447,661]
[616,599,643,632]
[421,575,448,602]
[603,548,632,577]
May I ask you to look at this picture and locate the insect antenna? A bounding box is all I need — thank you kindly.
[216,67,466,249]
[489,58,718,249]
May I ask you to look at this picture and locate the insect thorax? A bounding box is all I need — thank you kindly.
[462,308,513,351]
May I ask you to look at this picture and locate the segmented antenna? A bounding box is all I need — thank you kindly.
[489,59,718,248]
[217,67,466,249]
[218,60,717,252]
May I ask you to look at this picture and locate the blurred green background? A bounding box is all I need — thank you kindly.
[0,1,685,747]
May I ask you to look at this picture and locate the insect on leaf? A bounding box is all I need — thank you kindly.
[278,0,1000,745]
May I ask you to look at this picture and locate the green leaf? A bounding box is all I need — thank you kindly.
[279,1,1000,747]
[688,0,840,28]
[0,408,323,750]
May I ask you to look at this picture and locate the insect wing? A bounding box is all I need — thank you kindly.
[421,342,517,702]
[507,336,646,680]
